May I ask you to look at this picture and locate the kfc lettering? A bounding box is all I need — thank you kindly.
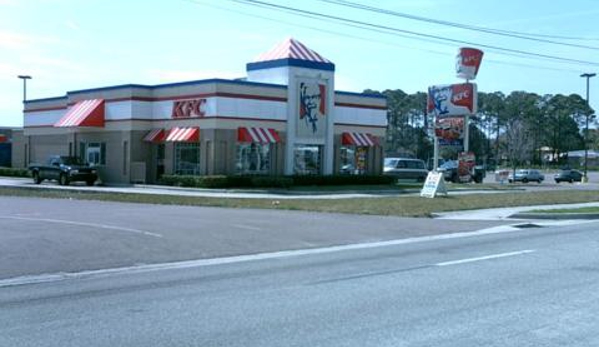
[451,84,475,113]
[456,47,484,80]
[172,99,206,118]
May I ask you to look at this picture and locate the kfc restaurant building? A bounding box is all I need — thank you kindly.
[21,39,387,184]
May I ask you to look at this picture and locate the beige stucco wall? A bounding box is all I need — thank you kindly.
[29,134,69,165]
[11,130,26,168]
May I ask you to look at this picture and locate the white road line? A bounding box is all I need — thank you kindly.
[435,250,536,267]
[0,224,529,288]
[0,216,163,238]
[231,224,263,231]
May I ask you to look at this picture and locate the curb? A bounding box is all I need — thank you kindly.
[509,212,599,220]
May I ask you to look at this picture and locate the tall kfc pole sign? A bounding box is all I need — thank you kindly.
[424,48,483,191]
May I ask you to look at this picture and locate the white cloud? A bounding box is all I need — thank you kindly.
[0,30,60,50]
[0,62,19,79]
[334,74,364,93]
[64,20,80,31]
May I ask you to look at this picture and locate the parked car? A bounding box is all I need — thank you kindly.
[383,158,428,182]
[554,169,583,183]
[508,169,544,183]
[28,155,98,186]
[437,160,485,183]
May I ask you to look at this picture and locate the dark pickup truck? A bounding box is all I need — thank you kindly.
[28,156,98,186]
[437,160,486,184]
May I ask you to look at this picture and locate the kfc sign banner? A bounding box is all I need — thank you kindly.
[172,98,207,119]
[427,83,477,117]
[435,117,464,140]
[456,47,484,80]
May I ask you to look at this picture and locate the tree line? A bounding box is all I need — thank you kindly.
[365,89,595,167]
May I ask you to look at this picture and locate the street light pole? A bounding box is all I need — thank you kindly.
[17,75,32,102]
[580,73,596,182]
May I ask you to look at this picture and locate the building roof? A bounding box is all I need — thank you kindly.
[253,38,331,64]
[247,38,335,72]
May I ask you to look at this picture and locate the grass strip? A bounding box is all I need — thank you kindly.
[528,206,599,214]
[0,186,598,217]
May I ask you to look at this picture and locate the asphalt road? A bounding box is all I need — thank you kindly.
[1,220,598,346]
[0,196,508,279]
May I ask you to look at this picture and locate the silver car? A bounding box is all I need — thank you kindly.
[383,158,428,182]
[508,169,544,183]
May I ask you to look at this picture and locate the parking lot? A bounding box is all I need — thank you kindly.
[482,169,599,189]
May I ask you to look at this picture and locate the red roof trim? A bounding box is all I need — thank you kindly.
[334,102,387,110]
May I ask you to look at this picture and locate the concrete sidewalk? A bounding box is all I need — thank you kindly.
[434,202,599,221]
[0,176,522,200]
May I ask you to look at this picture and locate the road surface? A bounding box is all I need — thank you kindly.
[1,219,598,346]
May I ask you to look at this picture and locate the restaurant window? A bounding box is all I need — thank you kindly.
[293,144,322,175]
[174,142,200,175]
[123,141,128,176]
[236,143,270,174]
[81,142,106,166]
[340,146,368,175]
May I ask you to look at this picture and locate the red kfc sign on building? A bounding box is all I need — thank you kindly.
[172,99,206,119]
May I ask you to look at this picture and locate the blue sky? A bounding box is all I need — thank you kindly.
[1,0,598,127]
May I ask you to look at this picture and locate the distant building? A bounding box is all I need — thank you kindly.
[0,127,14,167]
[562,150,599,168]
[17,38,387,183]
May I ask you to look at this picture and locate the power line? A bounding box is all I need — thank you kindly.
[320,0,599,47]
[183,0,593,74]
[227,0,599,67]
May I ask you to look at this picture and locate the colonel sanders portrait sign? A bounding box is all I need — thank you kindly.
[427,83,477,117]
[298,81,327,139]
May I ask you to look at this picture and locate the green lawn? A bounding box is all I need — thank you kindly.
[529,206,599,214]
[1,186,598,217]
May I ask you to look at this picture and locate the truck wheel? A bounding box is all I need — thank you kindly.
[86,179,95,186]
[59,174,69,186]
[32,171,42,184]
[522,178,529,184]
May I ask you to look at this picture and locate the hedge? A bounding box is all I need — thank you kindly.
[290,174,396,186]
[0,167,30,178]
[159,174,393,189]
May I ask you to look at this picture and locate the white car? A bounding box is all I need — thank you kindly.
[508,169,544,183]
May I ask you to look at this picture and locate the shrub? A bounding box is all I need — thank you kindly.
[250,176,293,188]
[290,174,395,186]
[0,167,30,178]
[159,174,394,189]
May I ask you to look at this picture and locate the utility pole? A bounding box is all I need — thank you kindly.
[580,73,596,182]
[17,75,32,102]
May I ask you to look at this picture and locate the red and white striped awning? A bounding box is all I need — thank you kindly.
[0,134,7,143]
[238,127,281,144]
[143,129,165,143]
[165,127,199,142]
[341,132,380,147]
[54,99,105,128]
